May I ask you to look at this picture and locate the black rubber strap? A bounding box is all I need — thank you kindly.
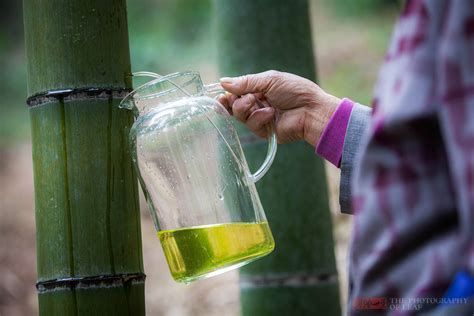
[239,272,337,288]
[27,87,131,107]
[36,273,146,292]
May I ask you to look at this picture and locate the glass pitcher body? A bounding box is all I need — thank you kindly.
[122,72,276,282]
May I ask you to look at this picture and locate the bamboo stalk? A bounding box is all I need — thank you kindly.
[24,0,145,314]
[215,0,341,314]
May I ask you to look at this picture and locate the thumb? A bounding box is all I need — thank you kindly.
[219,70,278,96]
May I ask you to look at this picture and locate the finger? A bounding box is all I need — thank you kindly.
[246,107,275,138]
[218,94,228,109]
[254,92,265,100]
[254,97,272,111]
[218,92,236,114]
[232,94,260,122]
[275,108,305,144]
[219,70,281,95]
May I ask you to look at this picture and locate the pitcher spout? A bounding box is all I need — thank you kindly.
[118,71,204,116]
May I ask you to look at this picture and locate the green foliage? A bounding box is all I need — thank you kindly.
[316,1,398,106]
[0,2,28,143]
[2,0,397,142]
[1,0,215,144]
[326,0,400,18]
[127,0,214,74]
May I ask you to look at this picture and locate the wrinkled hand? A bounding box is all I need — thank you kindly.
[219,70,340,145]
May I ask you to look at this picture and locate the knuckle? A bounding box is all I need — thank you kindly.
[266,70,279,76]
[266,70,281,80]
[232,97,245,109]
[233,105,245,116]
[240,75,250,92]
[263,70,281,91]
[246,94,256,105]
[233,104,247,119]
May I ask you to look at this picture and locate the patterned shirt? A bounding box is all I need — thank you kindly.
[319,1,474,314]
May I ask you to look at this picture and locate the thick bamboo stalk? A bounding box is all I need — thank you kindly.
[24,0,145,314]
[215,0,341,314]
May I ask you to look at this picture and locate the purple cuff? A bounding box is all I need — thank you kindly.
[316,98,355,167]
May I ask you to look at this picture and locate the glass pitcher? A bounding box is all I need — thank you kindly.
[120,71,277,283]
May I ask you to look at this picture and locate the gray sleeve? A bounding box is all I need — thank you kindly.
[339,103,372,214]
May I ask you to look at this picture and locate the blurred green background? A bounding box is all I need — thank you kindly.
[0,1,399,315]
[0,0,398,143]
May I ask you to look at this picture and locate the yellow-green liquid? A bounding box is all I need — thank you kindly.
[158,222,274,282]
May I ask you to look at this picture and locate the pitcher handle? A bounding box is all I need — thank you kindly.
[204,83,277,183]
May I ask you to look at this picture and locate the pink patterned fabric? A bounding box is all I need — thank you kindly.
[316,98,355,167]
[349,1,474,315]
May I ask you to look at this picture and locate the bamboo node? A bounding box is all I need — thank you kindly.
[36,273,146,293]
[239,272,338,288]
[26,87,132,107]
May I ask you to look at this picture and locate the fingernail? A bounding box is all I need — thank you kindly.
[219,77,235,84]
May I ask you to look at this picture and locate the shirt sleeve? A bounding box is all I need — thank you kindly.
[316,98,355,167]
[339,103,372,214]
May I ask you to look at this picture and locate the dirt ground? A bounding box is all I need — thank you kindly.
[1,145,38,316]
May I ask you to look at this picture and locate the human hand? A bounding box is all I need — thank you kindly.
[219,70,340,146]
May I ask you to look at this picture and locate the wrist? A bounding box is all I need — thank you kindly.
[303,93,340,146]
[315,97,355,166]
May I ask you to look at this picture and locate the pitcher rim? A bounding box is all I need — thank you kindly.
[119,71,203,110]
